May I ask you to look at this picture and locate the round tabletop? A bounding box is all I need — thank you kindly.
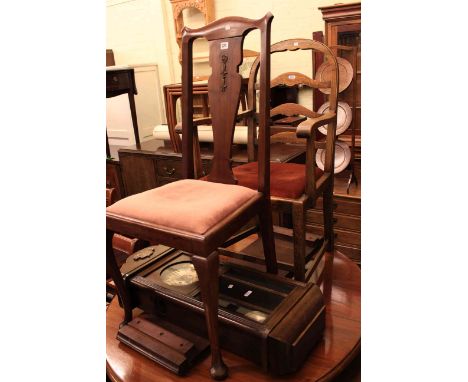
[107,251,361,382]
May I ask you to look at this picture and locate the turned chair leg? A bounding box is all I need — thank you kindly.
[292,202,306,282]
[192,252,228,380]
[106,229,133,325]
[257,199,278,274]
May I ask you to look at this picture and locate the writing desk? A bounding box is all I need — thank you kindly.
[106,66,141,156]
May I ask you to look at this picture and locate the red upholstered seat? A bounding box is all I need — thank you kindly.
[106,179,258,235]
[233,162,323,199]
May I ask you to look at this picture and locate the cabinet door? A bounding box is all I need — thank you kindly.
[120,154,157,196]
[106,161,125,201]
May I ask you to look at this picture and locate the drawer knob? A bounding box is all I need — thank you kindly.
[113,76,118,82]
[163,166,176,176]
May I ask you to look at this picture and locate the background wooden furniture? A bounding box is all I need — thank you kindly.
[106,49,115,66]
[170,0,214,61]
[307,166,360,264]
[310,2,361,265]
[107,14,278,380]
[112,139,306,197]
[106,67,141,155]
[106,160,125,203]
[106,250,361,382]
[318,2,361,159]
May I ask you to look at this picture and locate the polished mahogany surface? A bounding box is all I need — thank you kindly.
[106,250,360,382]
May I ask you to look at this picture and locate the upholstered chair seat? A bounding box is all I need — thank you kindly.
[107,179,258,236]
[233,162,323,199]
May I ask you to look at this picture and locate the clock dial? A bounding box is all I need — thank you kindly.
[160,262,199,287]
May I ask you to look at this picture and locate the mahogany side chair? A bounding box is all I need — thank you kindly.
[230,39,339,283]
[106,13,277,380]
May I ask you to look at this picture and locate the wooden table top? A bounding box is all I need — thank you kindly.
[106,251,360,382]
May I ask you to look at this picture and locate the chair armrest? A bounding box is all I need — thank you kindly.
[296,112,336,138]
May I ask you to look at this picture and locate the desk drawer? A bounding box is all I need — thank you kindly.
[156,158,183,179]
[106,72,131,92]
[156,158,212,180]
[306,210,360,232]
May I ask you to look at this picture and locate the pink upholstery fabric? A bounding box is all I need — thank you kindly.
[106,179,258,235]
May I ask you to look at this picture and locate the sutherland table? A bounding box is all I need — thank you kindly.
[106,66,141,156]
[106,251,361,382]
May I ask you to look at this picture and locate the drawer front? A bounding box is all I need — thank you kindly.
[106,72,130,92]
[156,158,212,181]
[156,158,183,179]
[307,210,360,232]
[314,196,361,217]
[306,224,361,247]
[120,155,157,196]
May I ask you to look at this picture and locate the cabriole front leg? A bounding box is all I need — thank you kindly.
[192,252,228,380]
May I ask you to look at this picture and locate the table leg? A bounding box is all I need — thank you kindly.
[106,130,111,158]
[128,92,141,148]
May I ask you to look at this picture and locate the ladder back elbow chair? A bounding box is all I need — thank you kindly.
[230,39,339,283]
[106,13,277,380]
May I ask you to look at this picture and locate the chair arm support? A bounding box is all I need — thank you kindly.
[296,112,336,138]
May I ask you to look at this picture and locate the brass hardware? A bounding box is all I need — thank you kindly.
[163,166,176,176]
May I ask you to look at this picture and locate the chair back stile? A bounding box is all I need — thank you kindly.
[181,13,273,196]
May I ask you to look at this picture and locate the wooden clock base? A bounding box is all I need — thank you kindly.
[117,313,209,375]
[106,250,361,382]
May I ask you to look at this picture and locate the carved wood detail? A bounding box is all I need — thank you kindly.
[170,0,214,62]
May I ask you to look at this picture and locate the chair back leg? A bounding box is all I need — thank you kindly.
[257,198,278,274]
[292,202,307,282]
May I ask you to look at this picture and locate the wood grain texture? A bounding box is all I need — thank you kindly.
[236,38,339,282]
[106,250,361,382]
[107,14,278,379]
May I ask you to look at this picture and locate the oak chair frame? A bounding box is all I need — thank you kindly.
[242,39,339,282]
[106,13,277,380]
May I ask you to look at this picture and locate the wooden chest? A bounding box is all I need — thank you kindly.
[307,167,361,264]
